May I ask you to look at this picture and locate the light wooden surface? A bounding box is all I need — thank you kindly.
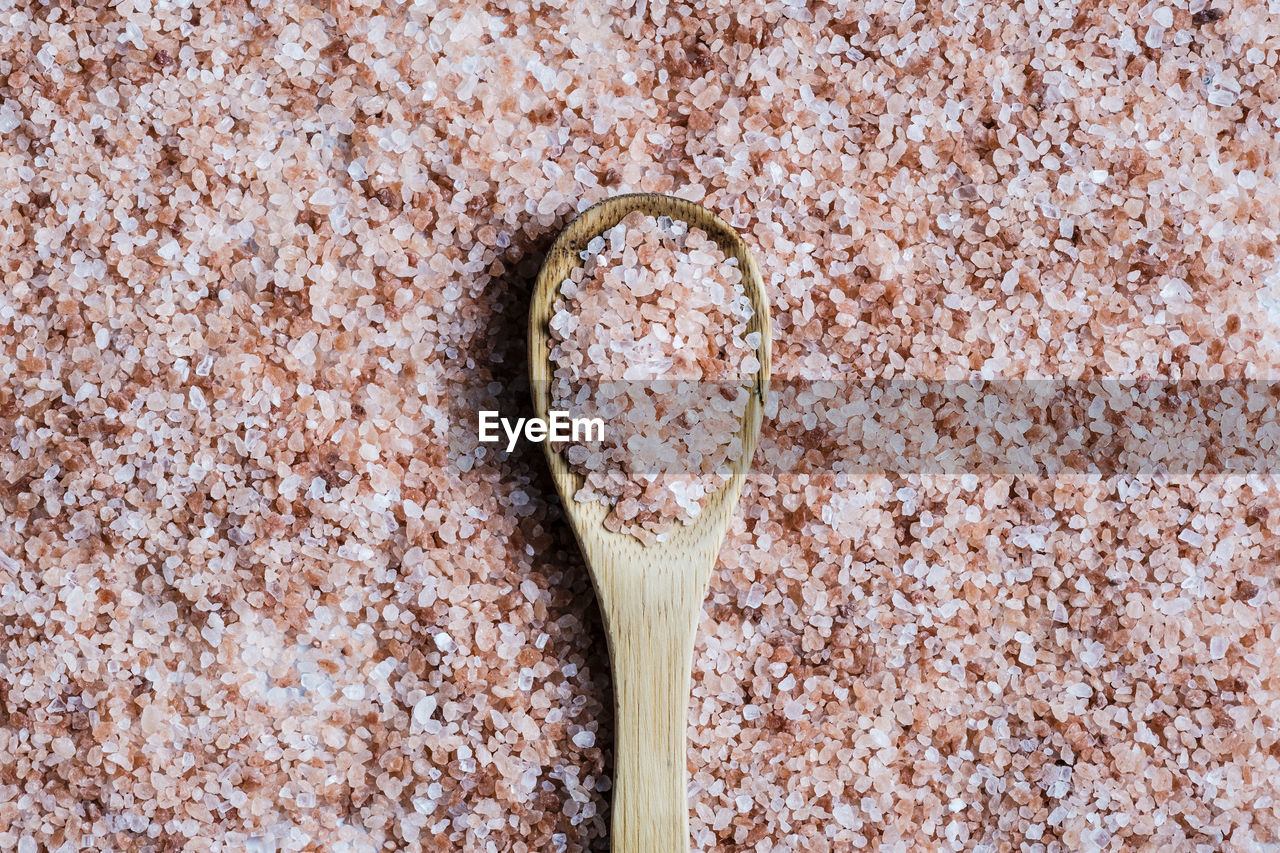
[529,194,771,853]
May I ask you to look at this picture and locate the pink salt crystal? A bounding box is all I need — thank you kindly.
[140,704,163,735]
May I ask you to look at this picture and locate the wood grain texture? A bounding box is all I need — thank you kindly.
[529,193,771,853]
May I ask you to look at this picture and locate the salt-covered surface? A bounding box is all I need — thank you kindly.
[2,0,1280,850]
[548,211,756,542]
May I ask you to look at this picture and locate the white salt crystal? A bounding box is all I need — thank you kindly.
[1208,88,1237,107]
[999,269,1019,294]
[571,730,595,748]
[413,696,437,727]
[63,586,86,616]
[140,704,163,735]
[1210,636,1228,660]
[1178,529,1204,548]
[201,623,222,646]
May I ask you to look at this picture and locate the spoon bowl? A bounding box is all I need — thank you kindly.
[528,193,771,852]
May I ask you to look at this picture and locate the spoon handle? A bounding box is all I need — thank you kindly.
[607,605,697,853]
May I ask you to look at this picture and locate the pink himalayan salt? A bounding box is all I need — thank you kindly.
[2,0,1278,849]
[548,211,757,543]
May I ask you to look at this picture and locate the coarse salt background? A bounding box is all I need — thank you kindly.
[1,0,1279,851]
[548,210,756,543]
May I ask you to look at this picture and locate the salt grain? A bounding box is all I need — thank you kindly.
[413,696,437,728]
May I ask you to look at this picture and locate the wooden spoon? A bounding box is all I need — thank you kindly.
[528,193,771,852]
